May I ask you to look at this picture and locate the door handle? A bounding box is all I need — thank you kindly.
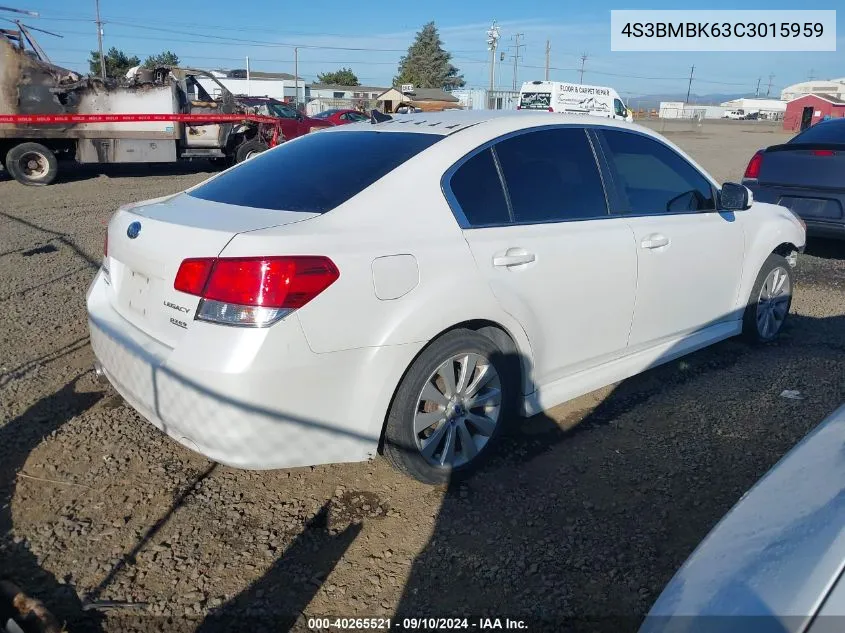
[493,249,536,267]
[640,234,670,249]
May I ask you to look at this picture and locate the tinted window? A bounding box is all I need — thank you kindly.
[790,119,845,144]
[449,149,510,226]
[600,129,715,213]
[189,131,441,213]
[494,128,608,223]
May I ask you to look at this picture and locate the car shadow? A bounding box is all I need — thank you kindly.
[0,375,104,632]
[390,313,845,631]
[50,162,219,185]
[6,310,842,632]
[804,237,844,261]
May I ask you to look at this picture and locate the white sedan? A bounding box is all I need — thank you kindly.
[87,111,806,484]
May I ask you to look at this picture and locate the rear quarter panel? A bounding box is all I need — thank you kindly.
[218,135,535,372]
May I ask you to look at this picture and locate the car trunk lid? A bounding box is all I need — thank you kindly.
[105,193,318,348]
[758,143,845,190]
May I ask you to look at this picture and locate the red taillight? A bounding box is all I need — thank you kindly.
[516,105,521,110]
[548,107,554,112]
[744,150,764,179]
[174,258,215,296]
[813,149,835,156]
[175,256,339,310]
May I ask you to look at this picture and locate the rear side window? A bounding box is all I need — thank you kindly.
[789,120,845,144]
[494,128,608,223]
[599,129,715,214]
[449,149,510,226]
[189,131,441,213]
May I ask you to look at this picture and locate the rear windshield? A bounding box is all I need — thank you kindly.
[520,92,551,110]
[789,120,845,144]
[189,131,442,213]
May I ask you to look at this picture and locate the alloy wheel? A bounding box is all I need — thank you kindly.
[756,266,791,339]
[414,353,502,469]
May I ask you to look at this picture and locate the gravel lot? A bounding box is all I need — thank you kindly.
[1,120,844,632]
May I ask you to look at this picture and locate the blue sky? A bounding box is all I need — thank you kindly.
[12,0,843,99]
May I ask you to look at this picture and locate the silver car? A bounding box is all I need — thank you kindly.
[641,403,845,633]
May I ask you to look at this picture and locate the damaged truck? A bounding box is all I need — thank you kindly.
[0,25,282,185]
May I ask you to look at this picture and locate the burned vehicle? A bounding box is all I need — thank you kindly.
[0,25,282,185]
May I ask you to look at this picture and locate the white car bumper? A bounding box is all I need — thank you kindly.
[86,270,423,470]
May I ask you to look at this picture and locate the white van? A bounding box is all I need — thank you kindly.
[518,81,633,123]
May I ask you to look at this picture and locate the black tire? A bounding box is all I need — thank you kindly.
[234,138,268,164]
[742,253,794,343]
[383,329,518,485]
[5,142,58,186]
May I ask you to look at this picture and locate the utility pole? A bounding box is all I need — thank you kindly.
[246,56,250,97]
[94,0,105,80]
[766,73,775,97]
[579,52,589,84]
[685,64,695,104]
[545,39,550,81]
[755,77,761,97]
[510,33,524,91]
[486,21,500,108]
[294,46,299,108]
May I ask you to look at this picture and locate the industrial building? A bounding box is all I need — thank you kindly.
[196,69,307,103]
[658,102,728,119]
[450,88,520,111]
[783,93,845,132]
[781,78,845,102]
[719,98,786,118]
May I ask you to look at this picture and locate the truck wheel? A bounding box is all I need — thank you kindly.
[5,142,58,186]
[235,139,268,164]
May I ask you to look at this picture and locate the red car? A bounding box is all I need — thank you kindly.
[311,108,371,125]
[237,96,334,140]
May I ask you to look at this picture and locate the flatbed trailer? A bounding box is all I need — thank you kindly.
[1,31,282,185]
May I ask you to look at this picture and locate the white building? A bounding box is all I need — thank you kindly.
[719,98,787,116]
[781,78,845,102]
[659,101,728,119]
[308,84,387,101]
[303,84,387,115]
[196,70,307,102]
[450,88,519,111]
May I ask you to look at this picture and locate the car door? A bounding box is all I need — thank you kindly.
[594,128,746,350]
[447,126,638,388]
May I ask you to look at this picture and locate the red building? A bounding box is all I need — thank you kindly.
[783,93,845,132]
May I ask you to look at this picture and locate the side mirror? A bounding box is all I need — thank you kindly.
[720,182,753,211]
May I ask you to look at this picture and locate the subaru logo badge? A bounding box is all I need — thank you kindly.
[127,221,141,239]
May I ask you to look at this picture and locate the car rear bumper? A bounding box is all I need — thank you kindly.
[747,183,845,240]
[86,269,421,470]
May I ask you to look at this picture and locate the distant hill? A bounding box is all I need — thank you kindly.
[627,93,754,109]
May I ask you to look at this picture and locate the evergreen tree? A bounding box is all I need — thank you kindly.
[142,51,180,68]
[88,47,141,79]
[394,22,464,90]
[317,67,360,86]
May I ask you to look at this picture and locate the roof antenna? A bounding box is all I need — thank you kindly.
[370,109,392,124]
